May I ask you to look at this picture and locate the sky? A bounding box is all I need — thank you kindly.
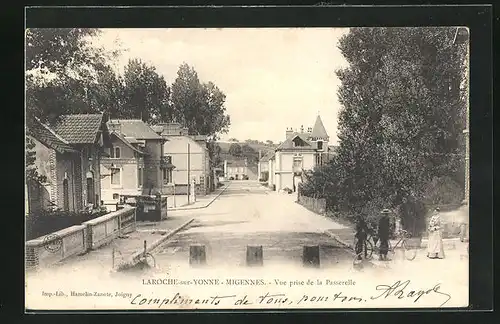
[93,28,349,145]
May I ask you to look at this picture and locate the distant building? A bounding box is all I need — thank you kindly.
[224,158,248,180]
[152,123,212,195]
[100,119,166,207]
[266,115,336,192]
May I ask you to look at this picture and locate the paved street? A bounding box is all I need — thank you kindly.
[154,180,354,269]
[26,180,469,309]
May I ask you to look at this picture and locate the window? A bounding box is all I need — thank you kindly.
[110,146,121,158]
[317,141,323,150]
[138,167,143,187]
[111,168,121,185]
[293,158,303,172]
[163,168,172,183]
[316,153,323,166]
[113,193,119,200]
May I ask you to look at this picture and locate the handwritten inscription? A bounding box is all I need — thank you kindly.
[370,280,452,307]
[38,278,452,308]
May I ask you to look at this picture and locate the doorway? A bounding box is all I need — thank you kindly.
[63,178,69,211]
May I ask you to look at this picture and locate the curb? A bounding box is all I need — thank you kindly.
[118,218,195,270]
[168,183,230,211]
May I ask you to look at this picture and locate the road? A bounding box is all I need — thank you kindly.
[26,180,469,309]
[153,180,354,269]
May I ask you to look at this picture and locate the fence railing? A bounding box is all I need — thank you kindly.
[297,195,327,215]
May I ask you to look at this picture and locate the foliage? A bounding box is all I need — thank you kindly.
[120,58,171,122]
[301,27,468,236]
[229,143,243,157]
[25,136,46,182]
[207,140,222,168]
[171,63,230,138]
[421,176,464,206]
[25,28,120,128]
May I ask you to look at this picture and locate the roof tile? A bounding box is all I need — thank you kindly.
[51,114,104,144]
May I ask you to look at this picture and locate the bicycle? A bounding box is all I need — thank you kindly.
[384,229,417,261]
[353,229,417,263]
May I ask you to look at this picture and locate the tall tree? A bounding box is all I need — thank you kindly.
[304,27,468,233]
[120,58,172,122]
[171,63,230,139]
[25,28,119,127]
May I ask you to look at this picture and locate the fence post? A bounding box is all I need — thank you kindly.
[246,245,263,266]
[303,245,320,268]
[189,244,207,266]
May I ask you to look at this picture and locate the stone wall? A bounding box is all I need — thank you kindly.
[26,207,136,270]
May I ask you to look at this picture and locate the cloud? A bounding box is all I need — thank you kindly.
[94,28,349,144]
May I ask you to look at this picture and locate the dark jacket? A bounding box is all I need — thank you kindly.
[378,215,390,240]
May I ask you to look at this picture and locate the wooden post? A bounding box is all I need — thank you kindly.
[302,245,320,268]
[246,245,263,266]
[189,244,206,266]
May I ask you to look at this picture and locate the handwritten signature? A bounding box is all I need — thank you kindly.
[370,280,452,307]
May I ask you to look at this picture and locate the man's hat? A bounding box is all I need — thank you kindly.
[381,209,391,214]
[435,207,440,212]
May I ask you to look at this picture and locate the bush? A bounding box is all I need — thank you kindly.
[422,176,464,206]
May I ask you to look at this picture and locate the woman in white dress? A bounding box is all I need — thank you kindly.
[427,207,445,259]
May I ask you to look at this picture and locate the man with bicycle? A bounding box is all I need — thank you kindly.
[378,209,391,261]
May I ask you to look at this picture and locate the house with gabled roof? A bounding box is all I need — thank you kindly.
[26,114,109,213]
[265,115,334,192]
[152,122,212,196]
[100,119,166,206]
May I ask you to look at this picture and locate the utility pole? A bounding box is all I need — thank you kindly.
[187,143,191,204]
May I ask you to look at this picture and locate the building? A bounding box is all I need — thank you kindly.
[26,114,108,213]
[224,158,248,180]
[268,115,333,192]
[100,119,166,206]
[152,123,211,195]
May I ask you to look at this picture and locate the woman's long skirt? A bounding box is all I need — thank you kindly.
[427,230,445,259]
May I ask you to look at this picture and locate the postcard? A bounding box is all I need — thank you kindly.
[25,26,470,310]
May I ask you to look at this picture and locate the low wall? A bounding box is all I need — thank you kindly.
[298,195,326,215]
[26,207,137,270]
[162,184,207,196]
[83,206,136,250]
[26,225,87,270]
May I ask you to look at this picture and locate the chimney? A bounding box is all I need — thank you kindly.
[286,127,294,139]
[107,120,121,133]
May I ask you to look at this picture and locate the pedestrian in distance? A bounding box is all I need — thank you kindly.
[355,217,369,260]
[378,209,391,261]
[427,207,445,259]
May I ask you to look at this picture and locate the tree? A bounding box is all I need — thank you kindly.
[120,58,172,122]
[171,63,230,139]
[266,140,274,145]
[229,143,243,157]
[303,27,468,235]
[25,28,120,183]
[25,28,120,127]
[207,140,222,168]
[228,138,239,142]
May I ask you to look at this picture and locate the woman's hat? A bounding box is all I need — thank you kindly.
[435,207,440,212]
[381,209,391,214]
